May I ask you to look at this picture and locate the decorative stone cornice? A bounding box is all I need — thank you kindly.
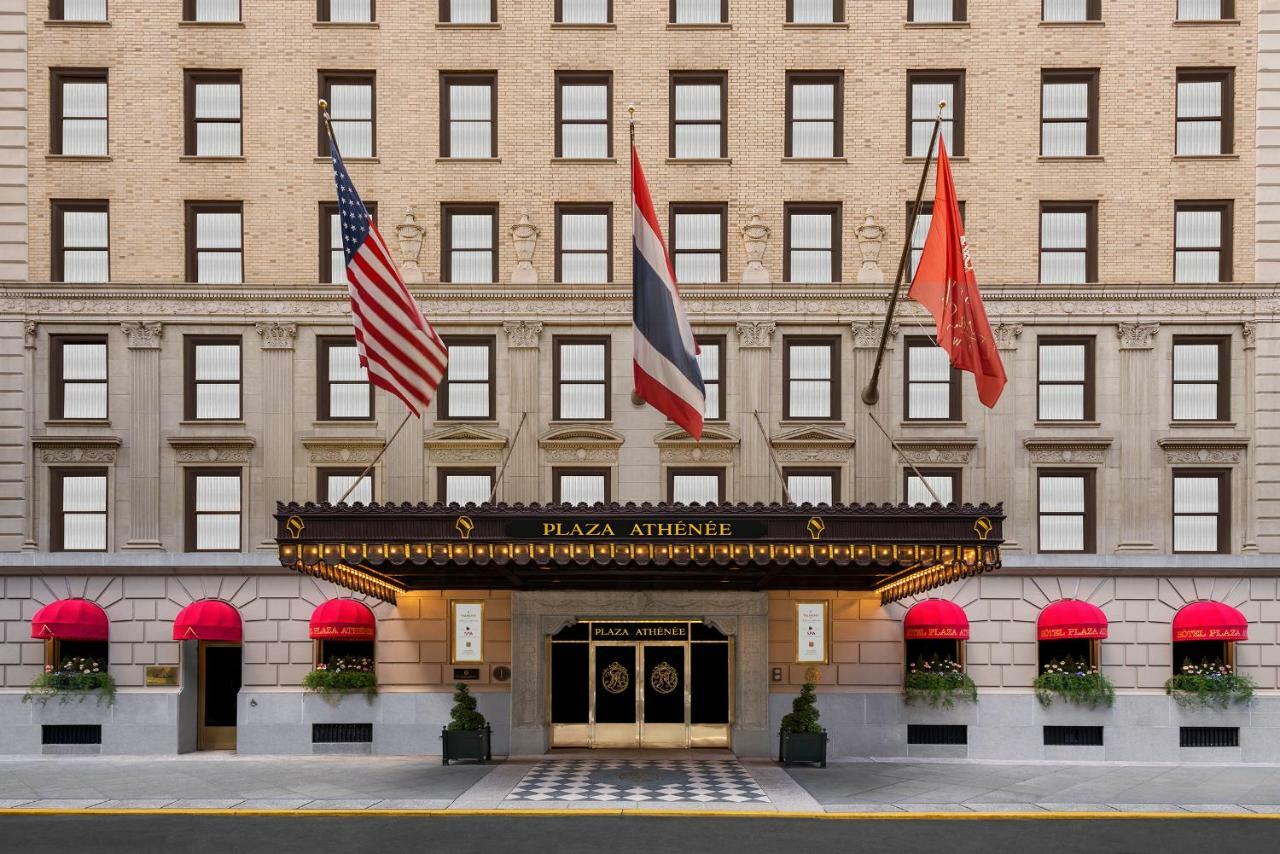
[735,321,775,349]
[992,322,1023,351]
[502,320,543,349]
[1156,437,1249,465]
[769,425,856,463]
[166,435,256,463]
[655,424,740,463]
[32,435,122,465]
[850,321,899,349]
[424,423,509,464]
[300,436,387,465]
[120,321,162,349]
[892,437,979,465]
[1242,321,1256,350]
[255,321,297,350]
[538,425,626,463]
[1116,321,1160,350]
[1022,437,1113,465]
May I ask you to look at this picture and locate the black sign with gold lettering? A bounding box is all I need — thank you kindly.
[505,519,767,540]
[591,622,689,641]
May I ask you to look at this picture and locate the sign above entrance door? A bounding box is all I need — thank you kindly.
[590,622,689,641]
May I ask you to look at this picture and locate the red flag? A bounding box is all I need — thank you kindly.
[907,138,1006,408]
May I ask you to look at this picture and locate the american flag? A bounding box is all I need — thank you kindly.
[327,129,448,417]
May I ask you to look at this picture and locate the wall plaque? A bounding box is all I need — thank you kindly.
[450,600,485,664]
[144,666,178,687]
[453,668,480,681]
[795,602,829,664]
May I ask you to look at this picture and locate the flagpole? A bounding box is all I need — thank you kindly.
[860,101,946,407]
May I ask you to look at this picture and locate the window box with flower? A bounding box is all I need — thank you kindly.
[23,657,116,706]
[1033,656,1114,708]
[904,656,977,709]
[1165,659,1254,710]
[302,655,378,703]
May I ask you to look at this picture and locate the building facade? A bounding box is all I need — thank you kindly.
[1,0,1279,760]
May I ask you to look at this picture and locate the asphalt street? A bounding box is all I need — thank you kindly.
[0,815,1276,854]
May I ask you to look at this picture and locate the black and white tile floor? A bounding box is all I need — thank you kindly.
[504,759,771,803]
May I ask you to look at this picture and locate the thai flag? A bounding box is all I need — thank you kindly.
[631,145,705,439]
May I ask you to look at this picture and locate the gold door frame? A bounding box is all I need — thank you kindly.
[197,641,239,751]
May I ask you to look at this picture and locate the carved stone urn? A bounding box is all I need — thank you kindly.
[741,212,771,283]
[510,211,539,284]
[855,210,886,284]
[395,208,425,284]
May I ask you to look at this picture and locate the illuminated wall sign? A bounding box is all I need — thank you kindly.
[590,622,689,641]
[796,602,829,664]
[505,519,767,539]
[451,601,485,664]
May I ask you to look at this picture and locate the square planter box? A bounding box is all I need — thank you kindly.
[441,726,491,765]
[779,730,827,767]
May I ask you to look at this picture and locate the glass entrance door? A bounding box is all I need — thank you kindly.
[641,645,687,748]
[592,644,638,748]
[198,642,241,750]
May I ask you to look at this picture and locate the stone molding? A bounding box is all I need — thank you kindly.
[735,321,776,349]
[300,436,387,465]
[992,322,1023,351]
[893,437,979,465]
[166,436,256,463]
[32,435,122,465]
[850,320,899,349]
[1022,437,1114,465]
[254,321,297,350]
[120,321,162,349]
[502,320,543,348]
[655,424,740,463]
[1116,321,1160,350]
[538,424,625,463]
[1156,437,1250,465]
[424,423,509,464]
[769,425,856,463]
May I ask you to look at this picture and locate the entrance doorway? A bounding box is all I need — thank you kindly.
[549,620,731,749]
[197,642,241,750]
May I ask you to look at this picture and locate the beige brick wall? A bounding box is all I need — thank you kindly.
[0,1,24,280]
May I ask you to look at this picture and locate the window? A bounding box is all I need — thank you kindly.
[319,468,373,504]
[558,0,610,24]
[672,0,726,23]
[909,0,964,22]
[185,71,241,157]
[441,73,496,158]
[784,336,840,420]
[51,1,107,21]
[904,336,960,421]
[185,336,241,420]
[441,203,497,283]
[1041,70,1098,157]
[1039,202,1096,284]
[908,71,963,156]
[317,336,372,420]
[186,469,241,552]
[694,335,725,420]
[438,336,494,420]
[553,468,609,504]
[1172,336,1229,421]
[556,72,610,159]
[51,69,107,156]
[319,72,375,158]
[441,0,495,22]
[785,468,839,505]
[320,200,376,284]
[784,203,840,283]
[788,0,843,22]
[556,203,611,283]
[184,0,240,20]
[51,200,108,282]
[1042,0,1100,21]
[907,200,964,279]
[671,73,726,159]
[1177,69,1232,155]
[1173,470,1229,554]
[1038,470,1095,553]
[905,468,959,505]
[1038,337,1094,421]
[318,0,373,21]
[439,468,494,505]
[51,336,107,420]
[671,204,725,283]
[51,469,107,552]
[786,72,841,158]
[1177,0,1233,20]
[554,336,610,420]
[185,202,243,283]
[668,468,724,504]
[1175,201,1232,283]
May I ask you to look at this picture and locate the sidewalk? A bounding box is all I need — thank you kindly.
[0,754,1278,815]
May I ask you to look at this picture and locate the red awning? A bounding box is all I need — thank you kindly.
[1173,601,1248,642]
[30,599,109,641]
[903,599,970,640]
[309,599,376,641]
[172,600,241,642]
[1038,599,1108,640]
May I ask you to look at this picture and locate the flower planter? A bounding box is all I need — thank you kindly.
[441,726,491,765]
[779,730,827,767]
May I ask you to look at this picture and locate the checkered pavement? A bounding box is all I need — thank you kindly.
[505,759,771,803]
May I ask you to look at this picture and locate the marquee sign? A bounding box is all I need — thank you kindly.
[506,519,765,540]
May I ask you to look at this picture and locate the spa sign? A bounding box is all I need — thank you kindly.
[504,519,767,539]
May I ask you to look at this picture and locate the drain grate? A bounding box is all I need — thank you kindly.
[42,724,102,745]
[1180,726,1239,748]
[907,724,967,745]
[312,723,373,744]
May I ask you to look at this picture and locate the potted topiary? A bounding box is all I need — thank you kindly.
[778,682,826,767]
[441,682,491,765]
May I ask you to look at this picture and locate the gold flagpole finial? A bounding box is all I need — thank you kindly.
[627,103,636,125]
[937,99,947,118]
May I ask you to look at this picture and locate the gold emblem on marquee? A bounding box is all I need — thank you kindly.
[973,516,993,540]
[285,516,305,539]
[806,517,826,541]
[602,661,630,694]
[456,515,475,539]
[649,661,679,695]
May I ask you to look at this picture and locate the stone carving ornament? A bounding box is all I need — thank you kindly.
[1023,438,1112,465]
[254,321,297,350]
[740,212,770,283]
[1242,322,1256,350]
[854,210,886,284]
[510,212,539,285]
[396,208,425,284]
[1116,321,1160,350]
[992,322,1023,351]
[120,321,162,349]
[503,320,543,349]
[1156,438,1248,465]
[850,320,899,349]
[735,321,776,349]
[894,440,977,465]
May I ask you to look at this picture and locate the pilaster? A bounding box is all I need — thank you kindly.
[1116,322,1160,551]
[735,322,775,502]
[254,322,295,548]
[502,321,542,503]
[120,322,164,550]
[851,321,898,504]
[20,321,35,551]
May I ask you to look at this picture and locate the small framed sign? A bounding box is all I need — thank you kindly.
[795,601,829,664]
[450,600,485,664]
[144,666,178,687]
